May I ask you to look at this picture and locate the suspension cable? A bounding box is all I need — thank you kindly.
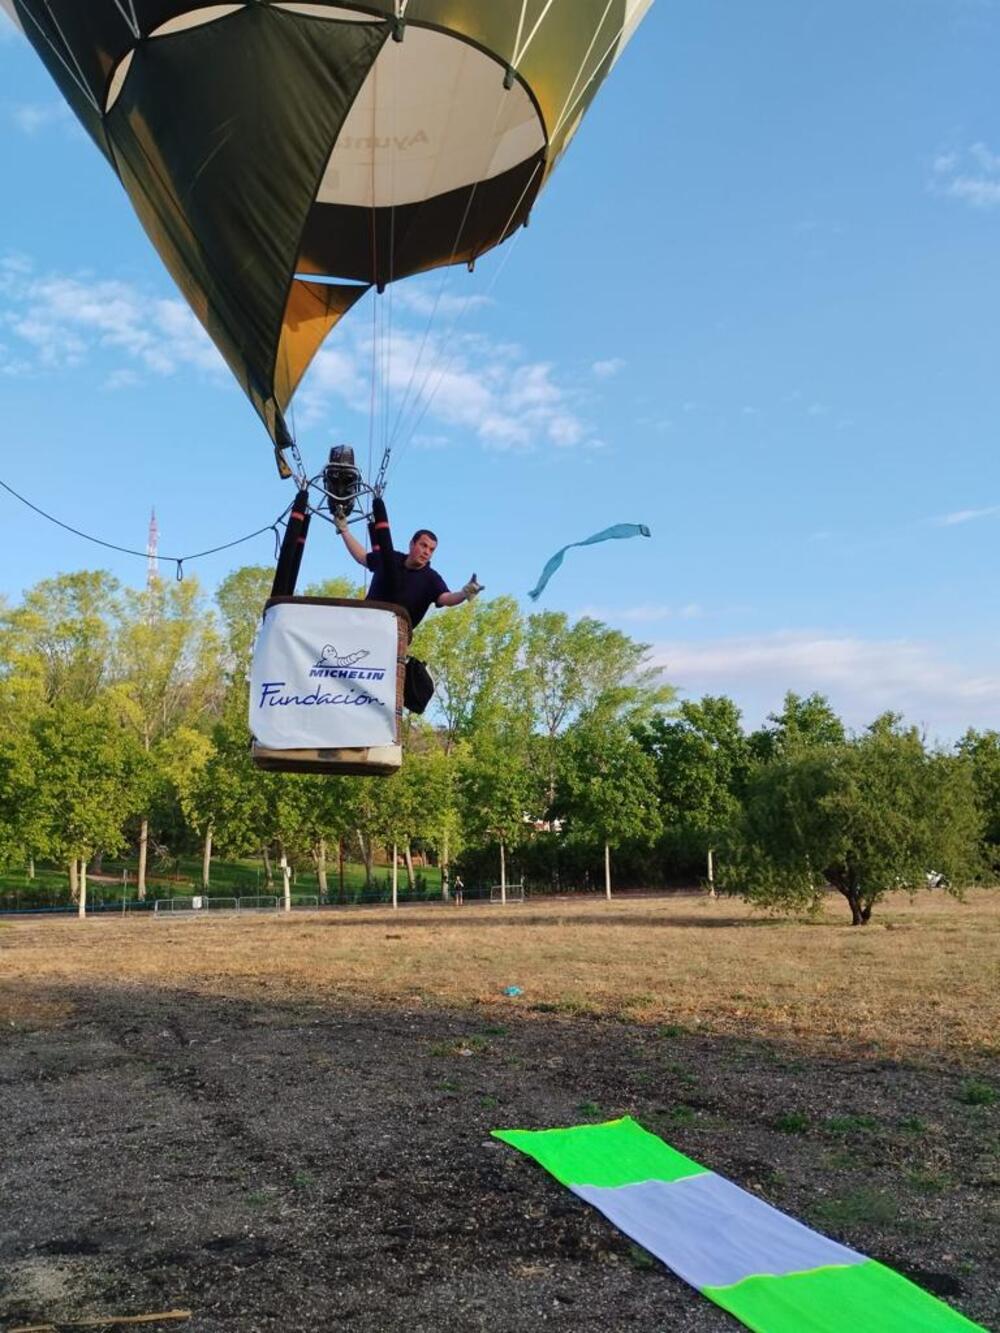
[0,477,290,581]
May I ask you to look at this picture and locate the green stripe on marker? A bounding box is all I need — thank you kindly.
[706,1260,985,1333]
[493,1116,706,1187]
[493,1119,987,1333]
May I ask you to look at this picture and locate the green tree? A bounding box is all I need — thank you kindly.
[215,565,275,678]
[956,729,1000,865]
[300,575,365,601]
[725,721,983,924]
[0,570,121,706]
[160,724,217,888]
[460,721,542,895]
[749,691,846,762]
[559,717,662,897]
[32,698,146,913]
[412,596,524,750]
[0,728,40,872]
[115,575,222,897]
[525,611,672,804]
[639,696,750,889]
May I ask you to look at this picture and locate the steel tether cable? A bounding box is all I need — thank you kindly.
[0,477,290,580]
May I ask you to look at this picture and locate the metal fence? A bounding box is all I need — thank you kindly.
[489,882,526,903]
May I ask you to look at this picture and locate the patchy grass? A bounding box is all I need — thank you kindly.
[811,1187,900,1230]
[823,1114,880,1135]
[773,1111,811,1134]
[899,1115,929,1134]
[0,888,997,1060]
[958,1079,996,1106]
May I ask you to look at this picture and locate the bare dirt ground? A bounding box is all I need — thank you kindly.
[0,893,997,1332]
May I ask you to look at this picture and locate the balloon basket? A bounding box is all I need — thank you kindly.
[251,741,401,777]
[248,596,408,777]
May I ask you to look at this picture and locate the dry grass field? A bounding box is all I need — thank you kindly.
[3,887,998,1060]
[1,889,997,1331]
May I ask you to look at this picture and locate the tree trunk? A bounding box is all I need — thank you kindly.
[500,840,507,905]
[201,822,213,890]
[262,845,273,888]
[404,843,416,892]
[842,886,872,926]
[604,840,612,900]
[27,856,35,881]
[707,848,716,898]
[441,828,450,902]
[316,837,328,898]
[392,843,398,910]
[356,828,373,888]
[78,859,88,919]
[68,858,79,904]
[137,817,149,901]
[280,853,291,913]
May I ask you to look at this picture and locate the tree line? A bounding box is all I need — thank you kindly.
[0,567,997,923]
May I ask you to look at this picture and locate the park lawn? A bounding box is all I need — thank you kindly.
[1,887,997,1063]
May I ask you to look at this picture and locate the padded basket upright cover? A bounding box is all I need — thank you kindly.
[249,597,407,771]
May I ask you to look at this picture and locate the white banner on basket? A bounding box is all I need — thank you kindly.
[249,603,399,750]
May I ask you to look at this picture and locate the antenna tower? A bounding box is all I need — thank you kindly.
[147,507,159,588]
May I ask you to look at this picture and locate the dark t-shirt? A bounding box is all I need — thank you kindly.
[366,550,448,629]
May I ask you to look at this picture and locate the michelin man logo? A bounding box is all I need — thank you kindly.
[317,645,369,669]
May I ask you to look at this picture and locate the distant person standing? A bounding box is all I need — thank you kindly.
[453,875,464,906]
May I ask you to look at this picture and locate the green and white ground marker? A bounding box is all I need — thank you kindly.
[493,1117,986,1332]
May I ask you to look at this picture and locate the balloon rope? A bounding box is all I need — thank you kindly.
[385,68,520,461]
[511,0,530,66]
[553,0,616,131]
[0,476,289,579]
[553,9,648,141]
[16,3,100,112]
[39,0,101,106]
[513,0,555,66]
[393,200,533,466]
[382,47,478,453]
[367,53,379,491]
[110,0,140,38]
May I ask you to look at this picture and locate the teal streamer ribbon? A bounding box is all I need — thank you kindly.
[528,523,652,601]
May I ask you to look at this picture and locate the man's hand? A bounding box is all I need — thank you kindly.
[334,511,349,535]
[462,573,484,600]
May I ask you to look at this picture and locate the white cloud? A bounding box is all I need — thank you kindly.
[11,102,73,135]
[0,256,597,451]
[935,504,1000,526]
[971,141,1000,173]
[945,176,1000,207]
[0,258,224,382]
[411,433,452,450]
[578,603,704,624]
[650,630,1000,737]
[931,142,1000,209]
[300,320,595,452]
[105,368,140,391]
[392,283,492,319]
[592,356,625,379]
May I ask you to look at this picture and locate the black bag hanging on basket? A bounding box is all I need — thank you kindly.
[404,657,435,714]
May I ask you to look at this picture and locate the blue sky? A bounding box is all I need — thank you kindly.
[3,0,1000,738]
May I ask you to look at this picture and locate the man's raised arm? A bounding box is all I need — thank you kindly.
[335,515,370,569]
[437,574,484,608]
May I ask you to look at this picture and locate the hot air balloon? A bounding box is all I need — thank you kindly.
[3,0,654,773]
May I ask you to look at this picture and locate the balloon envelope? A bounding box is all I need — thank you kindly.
[3,0,653,449]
